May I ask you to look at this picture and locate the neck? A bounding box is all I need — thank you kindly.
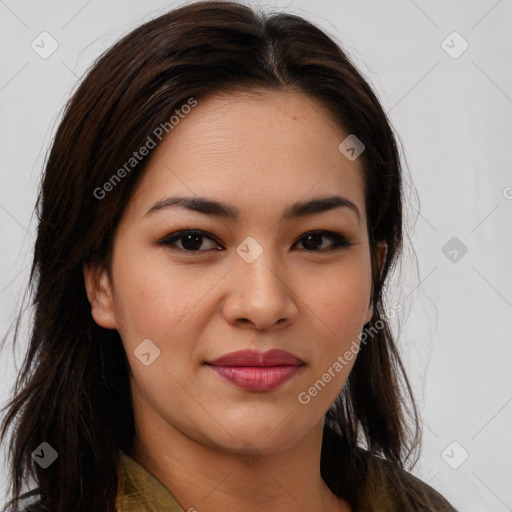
[128,409,351,512]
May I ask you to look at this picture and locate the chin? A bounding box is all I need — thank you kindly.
[196,417,310,456]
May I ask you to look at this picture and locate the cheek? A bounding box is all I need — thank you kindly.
[111,276,166,343]
[110,246,200,342]
[296,273,368,414]
[303,259,372,333]
[300,258,371,396]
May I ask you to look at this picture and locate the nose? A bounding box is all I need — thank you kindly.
[222,249,299,331]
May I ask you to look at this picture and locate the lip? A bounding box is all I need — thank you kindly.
[206,349,304,392]
[207,349,303,367]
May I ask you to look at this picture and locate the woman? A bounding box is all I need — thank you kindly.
[0,1,457,511]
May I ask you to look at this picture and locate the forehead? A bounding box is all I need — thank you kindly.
[125,90,366,224]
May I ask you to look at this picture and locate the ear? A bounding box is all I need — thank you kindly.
[365,242,388,324]
[83,263,117,329]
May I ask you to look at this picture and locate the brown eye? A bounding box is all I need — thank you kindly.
[294,231,353,252]
[157,230,221,252]
[157,229,352,253]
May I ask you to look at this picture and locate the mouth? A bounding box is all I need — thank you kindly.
[205,349,304,392]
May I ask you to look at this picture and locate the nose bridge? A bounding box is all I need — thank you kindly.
[235,234,288,297]
[226,234,298,328]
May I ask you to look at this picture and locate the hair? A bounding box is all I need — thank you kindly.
[1,1,430,511]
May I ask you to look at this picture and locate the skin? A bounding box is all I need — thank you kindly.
[84,89,387,512]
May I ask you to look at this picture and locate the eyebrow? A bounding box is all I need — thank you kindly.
[145,194,361,223]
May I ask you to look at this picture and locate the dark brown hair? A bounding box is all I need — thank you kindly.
[1,1,446,510]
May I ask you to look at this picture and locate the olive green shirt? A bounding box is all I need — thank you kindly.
[114,449,457,511]
[115,450,184,511]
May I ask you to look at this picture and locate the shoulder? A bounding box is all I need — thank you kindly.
[353,448,458,511]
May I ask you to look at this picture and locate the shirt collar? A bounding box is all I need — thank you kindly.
[116,449,185,512]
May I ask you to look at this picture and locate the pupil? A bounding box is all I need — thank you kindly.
[180,233,325,251]
[304,233,322,250]
[183,234,202,250]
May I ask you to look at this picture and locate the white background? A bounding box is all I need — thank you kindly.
[1,1,511,510]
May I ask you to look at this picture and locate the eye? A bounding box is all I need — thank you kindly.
[156,228,353,253]
[156,228,221,252]
[294,230,353,251]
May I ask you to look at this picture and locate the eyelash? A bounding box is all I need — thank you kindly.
[156,228,353,253]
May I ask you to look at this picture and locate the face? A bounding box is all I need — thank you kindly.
[84,90,386,455]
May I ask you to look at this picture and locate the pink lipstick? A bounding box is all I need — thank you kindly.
[206,349,304,392]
